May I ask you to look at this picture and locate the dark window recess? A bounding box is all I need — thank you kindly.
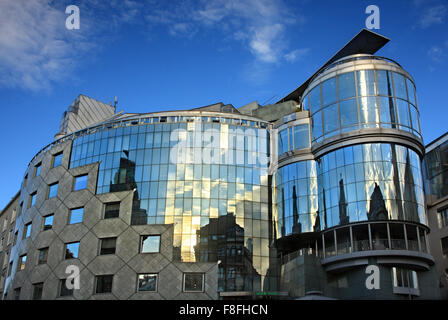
[104,202,120,219]
[184,273,204,292]
[32,283,43,300]
[96,275,113,294]
[38,247,49,264]
[60,279,74,297]
[100,238,117,255]
[442,237,448,257]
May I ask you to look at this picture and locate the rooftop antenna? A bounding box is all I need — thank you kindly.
[113,96,118,109]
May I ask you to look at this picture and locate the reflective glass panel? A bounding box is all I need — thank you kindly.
[338,72,356,100]
[322,77,337,106]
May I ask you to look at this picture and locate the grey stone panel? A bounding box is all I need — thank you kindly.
[78,231,100,266]
[87,255,125,276]
[59,223,89,244]
[111,264,136,300]
[42,273,60,300]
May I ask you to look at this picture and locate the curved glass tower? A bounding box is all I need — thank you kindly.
[274,51,438,299]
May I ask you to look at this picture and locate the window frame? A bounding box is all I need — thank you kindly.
[99,237,117,255]
[37,247,49,265]
[183,273,205,293]
[73,174,88,191]
[139,235,161,254]
[95,275,114,294]
[47,182,59,199]
[104,202,120,219]
[64,242,80,260]
[42,214,54,231]
[137,273,158,292]
[52,152,63,168]
[68,207,84,225]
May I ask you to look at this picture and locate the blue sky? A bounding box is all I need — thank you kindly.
[0,0,447,209]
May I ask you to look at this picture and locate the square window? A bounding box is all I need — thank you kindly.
[137,274,157,292]
[34,163,41,177]
[38,247,49,265]
[140,235,160,253]
[65,242,80,259]
[442,236,448,257]
[53,152,63,168]
[59,279,74,297]
[100,237,116,255]
[42,214,54,231]
[18,254,27,271]
[13,231,18,245]
[74,175,88,191]
[69,208,84,224]
[95,275,113,294]
[14,287,21,300]
[183,273,204,292]
[48,183,58,199]
[8,261,13,276]
[104,202,120,219]
[32,283,43,300]
[24,223,32,239]
[29,192,37,208]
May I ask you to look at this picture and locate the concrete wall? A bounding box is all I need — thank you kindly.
[4,140,218,300]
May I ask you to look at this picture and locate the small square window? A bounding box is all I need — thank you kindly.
[13,231,18,245]
[18,255,27,271]
[18,202,23,217]
[140,235,160,253]
[100,237,116,255]
[69,208,84,224]
[23,174,28,188]
[29,192,37,208]
[42,214,54,231]
[14,287,21,300]
[74,175,88,191]
[137,274,158,292]
[53,152,63,168]
[24,223,32,239]
[183,273,204,292]
[32,282,43,300]
[442,236,448,257]
[95,275,113,294]
[48,183,58,199]
[34,163,41,177]
[104,202,120,219]
[38,247,49,265]
[65,242,80,259]
[59,279,74,297]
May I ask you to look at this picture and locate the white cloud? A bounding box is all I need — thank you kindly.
[428,45,446,62]
[284,48,310,63]
[0,0,93,91]
[419,4,447,28]
[145,0,305,64]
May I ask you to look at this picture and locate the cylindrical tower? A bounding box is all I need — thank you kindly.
[275,54,438,299]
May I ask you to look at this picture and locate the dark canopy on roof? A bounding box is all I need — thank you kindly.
[277,29,390,104]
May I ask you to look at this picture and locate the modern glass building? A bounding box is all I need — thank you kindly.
[423,132,448,300]
[0,29,441,300]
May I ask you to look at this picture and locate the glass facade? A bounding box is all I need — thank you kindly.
[278,124,310,156]
[303,69,421,143]
[423,138,448,200]
[68,116,274,292]
[274,161,318,236]
[317,143,425,229]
